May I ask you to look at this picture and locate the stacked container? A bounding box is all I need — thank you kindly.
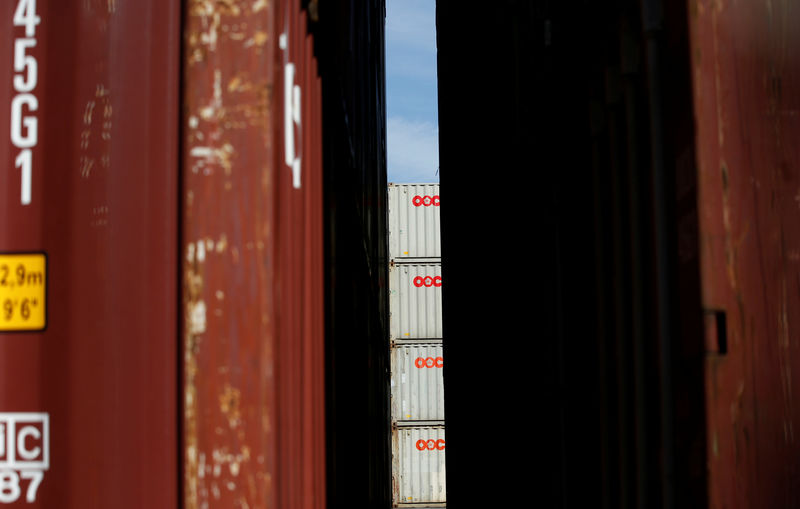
[388,183,445,507]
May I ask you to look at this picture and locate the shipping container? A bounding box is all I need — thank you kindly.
[181,0,326,507]
[392,425,446,506]
[14,0,798,507]
[388,180,444,505]
[388,183,441,259]
[391,342,445,422]
[389,262,443,340]
[690,1,800,507]
[1,0,390,508]
[435,1,703,506]
[0,1,181,506]
[317,0,392,506]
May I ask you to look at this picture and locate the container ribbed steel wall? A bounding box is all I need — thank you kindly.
[392,425,446,505]
[181,1,325,507]
[389,262,443,340]
[391,343,445,422]
[388,183,441,259]
[1,1,180,506]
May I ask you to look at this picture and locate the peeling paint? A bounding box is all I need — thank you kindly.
[216,234,228,253]
[182,0,324,506]
[219,384,241,429]
[189,300,207,335]
[79,84,112,180]
[197,240,206,262]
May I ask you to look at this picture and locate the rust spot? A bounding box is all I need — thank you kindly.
[219,383,242,429]
[184,238,205,509]
[253,31,268,46]
[214,0,242,16]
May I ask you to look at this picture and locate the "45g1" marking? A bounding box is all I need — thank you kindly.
[10,0,41,206]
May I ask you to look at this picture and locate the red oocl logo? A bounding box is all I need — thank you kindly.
[416,439,446,451]
[412,276,441,288]
[414,356,443,368]
[412,195,440,207]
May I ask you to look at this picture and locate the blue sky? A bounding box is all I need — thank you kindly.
[385,0,440,183]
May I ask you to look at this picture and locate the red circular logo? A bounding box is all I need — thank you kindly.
[416,439,445,450]
[414,356,443,368]
[413,276,441,287]
[412,195,441,207]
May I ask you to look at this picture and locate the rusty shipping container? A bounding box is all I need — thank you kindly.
[181,0,390,507]
[690,1,800,507]
[181,0,326,508]
[1,0,391,507]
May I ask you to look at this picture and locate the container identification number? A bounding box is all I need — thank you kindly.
[0,413,49,504]
[9,0,41,206]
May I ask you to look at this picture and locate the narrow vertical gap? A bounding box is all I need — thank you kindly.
[385,1,442,506]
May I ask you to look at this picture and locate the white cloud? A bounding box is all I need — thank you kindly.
[387,116,439,183]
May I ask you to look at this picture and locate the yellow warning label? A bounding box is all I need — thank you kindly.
[0,253,46,332]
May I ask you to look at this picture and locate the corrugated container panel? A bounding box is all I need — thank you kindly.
[691,0,800,506]
[393,426,446,505]
[391,343,445,422]
[388,183,441,259]
[182,1,325,508]
[390,263,443,339]
[0,1,180,506]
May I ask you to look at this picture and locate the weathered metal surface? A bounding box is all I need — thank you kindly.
[388,183,441,260]
[391,343,445,422]
[182,0,324,508]
[392,425,446,505]
[388,180,444,504]
[690,0,800,507]
[389,263,443,340]
[1,0,180,506]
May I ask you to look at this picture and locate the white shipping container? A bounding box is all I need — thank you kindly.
[390,263,443,340]
[393,426,446,505]
[391,343,445,422]
[388,183,441,259]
